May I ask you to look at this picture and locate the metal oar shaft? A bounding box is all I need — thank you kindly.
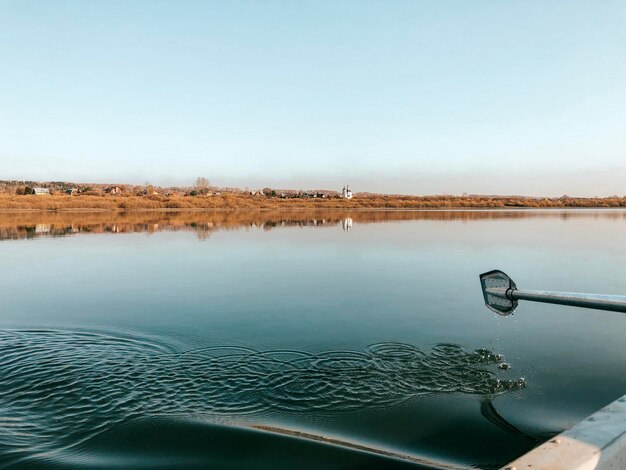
[511,289,626,313]
[480,269,626,315]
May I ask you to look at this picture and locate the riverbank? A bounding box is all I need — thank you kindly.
[1,194,626,211]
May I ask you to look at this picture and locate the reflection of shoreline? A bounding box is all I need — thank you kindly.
[0,209,625,241]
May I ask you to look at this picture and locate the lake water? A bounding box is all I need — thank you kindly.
[0,209,625,469]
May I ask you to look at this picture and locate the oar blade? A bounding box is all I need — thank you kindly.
[480,270,518,315]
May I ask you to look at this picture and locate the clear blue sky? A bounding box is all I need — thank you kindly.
[1,1,625,196]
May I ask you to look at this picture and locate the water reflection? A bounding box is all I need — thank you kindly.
[3,209,624,468]
[1,209,625,241]
[480,399,543,444]
[0,329,524,465]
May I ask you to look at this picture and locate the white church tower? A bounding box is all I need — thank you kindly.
[341,185,353,199]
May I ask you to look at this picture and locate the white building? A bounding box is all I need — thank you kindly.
[33,188,50,195]
[341,185,353,199]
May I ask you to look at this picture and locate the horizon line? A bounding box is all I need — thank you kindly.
[1,178,624,200]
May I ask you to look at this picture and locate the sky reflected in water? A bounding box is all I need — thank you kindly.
[0,209,625,469]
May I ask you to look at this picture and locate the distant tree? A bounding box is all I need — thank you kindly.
[262,188,273,196]
[15,185,26,195]
[195,177,210,194]
[24,186,34,195]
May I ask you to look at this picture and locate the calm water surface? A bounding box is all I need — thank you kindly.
[1,209,625,469]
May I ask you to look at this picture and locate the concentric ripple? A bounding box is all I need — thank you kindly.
[0,330,525,466]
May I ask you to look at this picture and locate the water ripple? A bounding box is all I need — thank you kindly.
[0,329,525,466]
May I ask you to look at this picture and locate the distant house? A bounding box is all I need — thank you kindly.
[33,188,50,196]
[65,188,78,195]
[104,186,123,195]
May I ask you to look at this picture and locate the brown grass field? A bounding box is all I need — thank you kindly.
[1,193,626,211]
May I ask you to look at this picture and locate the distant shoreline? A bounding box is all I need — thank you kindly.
[1,194,625,211]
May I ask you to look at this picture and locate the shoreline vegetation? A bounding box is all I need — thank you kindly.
[1,180,625,211]
[1,193,626,211]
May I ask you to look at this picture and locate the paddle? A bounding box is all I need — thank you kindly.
[479,270,626,315]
